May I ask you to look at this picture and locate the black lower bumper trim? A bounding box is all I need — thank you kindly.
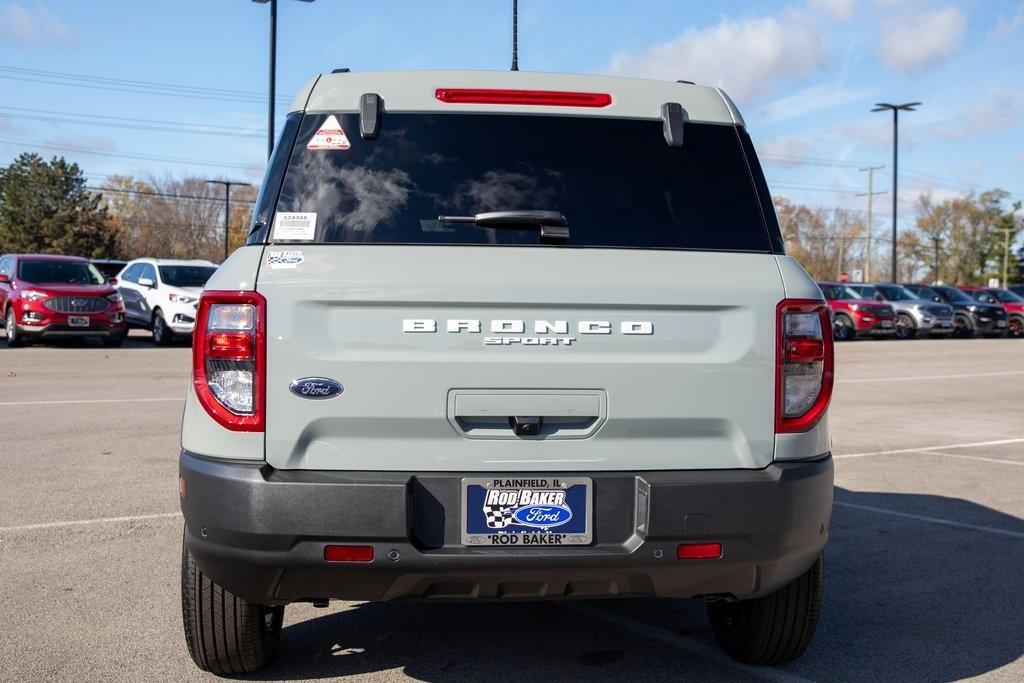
[180,451,833,604]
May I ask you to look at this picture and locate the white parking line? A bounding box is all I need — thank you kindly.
[565,602,813,683]
[834,501,1024,539]
[916,450,1024,467]
[0,512,179,533]
[835,437,1024,460]
[0,397,184,407]
[837,370,1024,384]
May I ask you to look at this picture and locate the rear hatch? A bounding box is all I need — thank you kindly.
[255,79,786,472]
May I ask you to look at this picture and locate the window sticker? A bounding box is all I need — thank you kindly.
[307,115,351,150]
[272,212,317,241]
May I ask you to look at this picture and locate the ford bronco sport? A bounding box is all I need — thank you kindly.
[179,71,834,673]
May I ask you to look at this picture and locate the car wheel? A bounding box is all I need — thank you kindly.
[5,308,26,347]
[152,311,173,346]
[707,554,823,665]
[182,533,284,674]
[1009,316,1024,338]
[953,314,974,338]
[832,314,855,341]
[895,313,916,339]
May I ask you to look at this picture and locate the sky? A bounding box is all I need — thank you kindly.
[0,0,1022,238]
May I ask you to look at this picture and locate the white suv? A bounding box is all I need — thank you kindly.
[116,258,217,345]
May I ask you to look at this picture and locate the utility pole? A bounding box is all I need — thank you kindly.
[1003,227,1012,288]
[872,102,921,282]
[252,0,316,159]
[511,0,519,71]
[206,180,253,262]
[856,165,885,282]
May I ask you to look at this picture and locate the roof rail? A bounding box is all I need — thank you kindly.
[331,68,350,74]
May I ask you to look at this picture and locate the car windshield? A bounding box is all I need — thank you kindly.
[158,266,216,288]
[820,284,861,300]
[18,259,104,285]
[875,284,919,301]
[847,286,879,300]
[935,286,974,303]
[91,261,127,278]
[272,113,774,252]
[992,289,1024,303]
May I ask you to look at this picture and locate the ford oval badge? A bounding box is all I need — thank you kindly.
[289,377,343,400]
[510,505,573,529]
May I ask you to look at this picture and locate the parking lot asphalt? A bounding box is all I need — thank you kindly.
[1,333,1022,682]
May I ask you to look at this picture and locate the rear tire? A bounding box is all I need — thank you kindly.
[5,308,26,347]
[707,554,824,666]
[1009,315,1024,338]
[181,533,284,674]
[832,314,855,341]
[895,313,916,339]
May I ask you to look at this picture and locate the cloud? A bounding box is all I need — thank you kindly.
[992,5,1024,38]
[876,6,966,73]
[755,81,875,125]
[808,0,857,22]
[0,2,72,47]
[758,136,812,166]
[931,89,1024,140]
[607,12,829,103]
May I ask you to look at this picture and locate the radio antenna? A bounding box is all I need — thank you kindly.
[511,0,519,71]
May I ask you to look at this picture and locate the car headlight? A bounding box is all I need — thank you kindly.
[106,292,123,303]
[20,289,47,301]
[169,293,198,304]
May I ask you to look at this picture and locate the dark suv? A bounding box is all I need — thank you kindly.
[902,284,1007,337]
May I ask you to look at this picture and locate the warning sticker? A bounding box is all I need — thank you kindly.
[272,212,317,241]
[307,115,351,150]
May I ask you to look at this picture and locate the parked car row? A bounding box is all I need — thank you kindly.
[818,280,1021,340]
[0,252,216,347]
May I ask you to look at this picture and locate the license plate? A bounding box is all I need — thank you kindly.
[880,321,893,328]
[461,477,592,546]
[997,320,1007,327]
[68,316,90,327]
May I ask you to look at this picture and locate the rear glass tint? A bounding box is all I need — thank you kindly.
[271,113,773,252]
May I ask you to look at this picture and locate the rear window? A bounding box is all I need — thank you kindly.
[18,259,104,285]
[270,113,774,252]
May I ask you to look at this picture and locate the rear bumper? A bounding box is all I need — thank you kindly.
[180,450,833,605]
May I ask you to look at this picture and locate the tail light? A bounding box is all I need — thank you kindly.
[776,299,833,433]
[435,88,612,107]
[192,291,265,431]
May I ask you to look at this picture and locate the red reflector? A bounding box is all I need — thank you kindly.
[207,331,253,360]
[676,543,722,560]
[435,88,612,107]
[786,338,825,363]
[324,545,374,562]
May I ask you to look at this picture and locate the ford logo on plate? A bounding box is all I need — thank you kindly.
[511,505,573,529]
[289,377,343,400]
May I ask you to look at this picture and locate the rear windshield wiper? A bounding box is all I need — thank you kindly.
[437,210,569,244]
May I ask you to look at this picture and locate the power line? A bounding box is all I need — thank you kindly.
[0,64,292,106]
[0,135,261,172]
[87,185,256,205]
[0,106,263,139]
[761,154,866,169]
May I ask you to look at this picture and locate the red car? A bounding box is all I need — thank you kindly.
[959,286,1024,337]
[0,253,127,347]
[817,281,897,341]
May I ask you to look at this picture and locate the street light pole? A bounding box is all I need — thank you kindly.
[206,180,253,262]
[252,0,315,160]
[871,102,920,282]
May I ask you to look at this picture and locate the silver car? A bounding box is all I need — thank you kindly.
[848,283,955,339]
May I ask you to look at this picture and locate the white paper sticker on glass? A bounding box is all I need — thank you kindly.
[273,212,317,241]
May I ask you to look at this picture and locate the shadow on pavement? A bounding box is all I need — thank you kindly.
[238,486,1024,682]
